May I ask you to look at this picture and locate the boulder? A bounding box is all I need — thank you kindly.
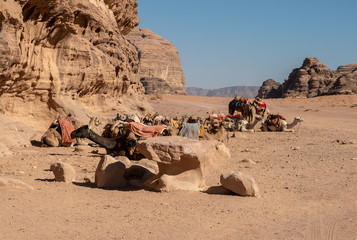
[0,177,34,190]
[136,136,230,192]
[50,162,76,183]
[220,171,260,197]
[95,155,128,188]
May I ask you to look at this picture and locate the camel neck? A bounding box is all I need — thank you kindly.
[88,130,118,150]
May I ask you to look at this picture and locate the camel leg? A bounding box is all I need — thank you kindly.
[261,123,268,132]
[281,126,294,132]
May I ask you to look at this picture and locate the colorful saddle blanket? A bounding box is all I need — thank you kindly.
[253,99,267,112]
[265,114,285,128]
[58,116,77,144]
[126,122,166,138]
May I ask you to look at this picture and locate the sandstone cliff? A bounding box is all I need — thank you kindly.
[186,86,259,98]
[257,57,357,98]
[126,28,186,95]
[0,0,149,129]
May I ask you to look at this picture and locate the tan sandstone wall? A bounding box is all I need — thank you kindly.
[126,28,186,95]
[0,0,149,129]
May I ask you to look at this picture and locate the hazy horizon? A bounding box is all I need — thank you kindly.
[137,0,357,89]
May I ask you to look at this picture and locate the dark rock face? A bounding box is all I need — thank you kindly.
[257,57,357,98]
[186,86,260,98]
[256,79,281,98]
[126,28,186,95]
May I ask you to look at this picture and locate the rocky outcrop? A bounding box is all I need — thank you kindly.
[256,79,281,98]
[186,86,259,98]
[136,136,230,192]
[0,0,149,128]
[126,28,186,95]
[257,57,357,98]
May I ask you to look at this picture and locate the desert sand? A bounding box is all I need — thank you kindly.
[0,95,356,240]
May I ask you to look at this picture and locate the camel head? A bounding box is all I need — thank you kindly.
[124,139,137,156]
[294,117,304,122]
[71,125,90,139]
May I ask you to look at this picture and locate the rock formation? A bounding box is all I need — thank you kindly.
[136,136,230,192]
[0,0,149,128]
[186,86,259,98]
[257,57,357,98]
[256,79,281,99]
[126,28,186,95]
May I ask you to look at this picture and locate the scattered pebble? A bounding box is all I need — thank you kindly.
[240,159,256,164]
[292,146,300,150]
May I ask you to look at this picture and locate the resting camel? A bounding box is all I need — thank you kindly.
[41,115,78,147]
[236,115,262,132]
[71,125,137,159]
[201,124,229,142]
[261,114,304,132]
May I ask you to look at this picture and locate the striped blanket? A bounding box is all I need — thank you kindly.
[126,122,166,138]
[58,116,77,144]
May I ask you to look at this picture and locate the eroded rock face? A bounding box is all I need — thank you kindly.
[0,0,148,124]
[256,79,282,99]
[136,136,230,192]
[126,28,186,95]
[257,57,357,98]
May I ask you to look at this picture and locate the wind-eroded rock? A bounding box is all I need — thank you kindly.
[127,28,186,95]
[257,57,357,98]
[0,0,148,127]
[136,136,230,192]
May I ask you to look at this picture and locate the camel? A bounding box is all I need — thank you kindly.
[102,119,127,138]
[228,95,252,123]
[41,115,78,147]
[261,115,304,132]
[201,124,229,142]
[236,115,262,132]
[245,97,270,124]
[71,125,137,159]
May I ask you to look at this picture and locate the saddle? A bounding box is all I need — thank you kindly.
[58,116,77,144]
[265,114,285,128]
[253,99,267,112]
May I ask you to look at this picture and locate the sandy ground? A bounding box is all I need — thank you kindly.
[0,95,356,240]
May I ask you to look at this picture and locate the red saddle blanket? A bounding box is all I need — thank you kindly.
[58,117,77,144]
[126,122,166,138]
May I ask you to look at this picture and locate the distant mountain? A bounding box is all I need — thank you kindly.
[186,86,260,98]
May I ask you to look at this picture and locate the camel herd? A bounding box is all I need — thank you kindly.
[41,96,304,160]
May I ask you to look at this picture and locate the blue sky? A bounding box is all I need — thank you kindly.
[137,0,357,89]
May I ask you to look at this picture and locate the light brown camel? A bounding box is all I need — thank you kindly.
[201,124,229,143]
[236,115,262,132]
[261,115,304,132]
